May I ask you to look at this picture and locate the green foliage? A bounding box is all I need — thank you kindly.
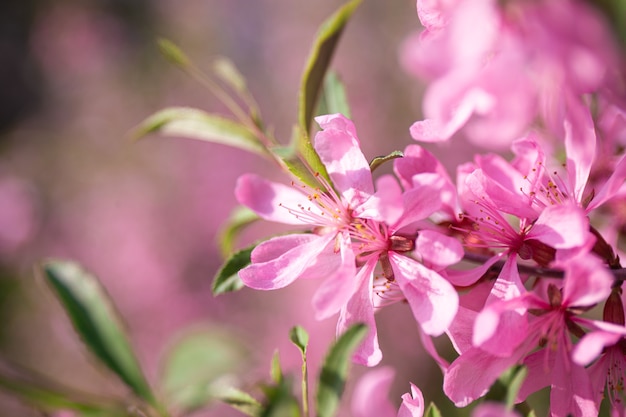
[0,363,129,415]
[270,351,284,385]
[315,71,351,119]
[289,326,310,417]
[159,328,248,413]
[424,402,443,417]
[217,388,264,417]
[217,206,259,257]
[157,38,191,68]
[369,150,404,173]
[41,260,158,409]
[316,323,367,417]
[133,107,268,156]
[292,0,362,185]
[212,244,256,295]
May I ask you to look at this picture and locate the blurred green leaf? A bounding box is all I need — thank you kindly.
[213,57,248,97]
[217,388,263,417]
[505,366,527,410]
[260,377,301,417]
[316,323,367,417]
[133,107,268,156]
[218,206,259,257]
[315,72,351,119]
[157,38,191,68]
[424,402,442,417]
[41,260,157,408]
[289,326,309,357]
[0,363,128,415]
[270,351,283,385]
[212,244,255,295]
[289,326,309,417]
[369,151,404,173]
[160,328,247,413]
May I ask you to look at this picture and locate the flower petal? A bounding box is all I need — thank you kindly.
[352,367,396,417]
[336,260,382,366]
[235,173,311,225]
[239,233,334,290]
[398,383,425,417]
[314,114,374,205]
[391,253,458,336]
[416,229,463,268]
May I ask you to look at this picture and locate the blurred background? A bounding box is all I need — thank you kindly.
[0,1,455,416]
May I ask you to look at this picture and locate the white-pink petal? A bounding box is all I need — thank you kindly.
[416,229,463,268]
[397,383,425,417]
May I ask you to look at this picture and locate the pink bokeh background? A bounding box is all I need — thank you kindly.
[0,1,458,416]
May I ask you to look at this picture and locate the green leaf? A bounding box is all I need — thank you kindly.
[424,402,442,417]
[295,0,361,183]
[289,326,309,356]
[157,38,191,68]
[289,326,309,417]
[0,365,127,415]
[369,151,404,173]
[212,244,255,295]
[505,366,527,410]
[316,323,367,417]
[271,136,322,189]
[160,327,247,413]
[270,351,283,384]
[217,388,263,417]
[298,0,362,134]
[315,72,351,119]
[213,57,248,97]
[41,260,157,408]
[260,378,301,417]
[217,206,259,257]
[133,107,268,156]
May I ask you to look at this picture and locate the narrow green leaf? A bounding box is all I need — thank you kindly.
[289,326,309,356]
[260,378,301,417]
[212,245,255,295]
[217,388,263,417]
[133,107,268,156]
[295,0,361,183]
[505,366,527,410]
[316,72,351,119]
[369,151,404,173]
[41,260,157,407]
[271,131,322,189]
[213,57,248,96]
[270,351,283,384]
[289,326,309,417]
[217,206,259,257]
[157,38,191,68]
[160,328,247,413]
[298,0,362,134]
[316,323,367,417]
[0,372,125,415]
[424,402,442,417]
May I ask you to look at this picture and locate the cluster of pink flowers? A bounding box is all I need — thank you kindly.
[233,0,626,415]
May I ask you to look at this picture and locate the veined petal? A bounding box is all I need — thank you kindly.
[573,327,626,366]
[337,259,382,366]
[312,232,358,320]
[391,253,458,336]
[314,114,374,205]
[394,173,444,230]
[239,233,334,290]
[235,173,313,225]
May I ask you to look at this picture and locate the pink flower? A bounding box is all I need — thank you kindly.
[445,254,612,415]
[235,114,374,321]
